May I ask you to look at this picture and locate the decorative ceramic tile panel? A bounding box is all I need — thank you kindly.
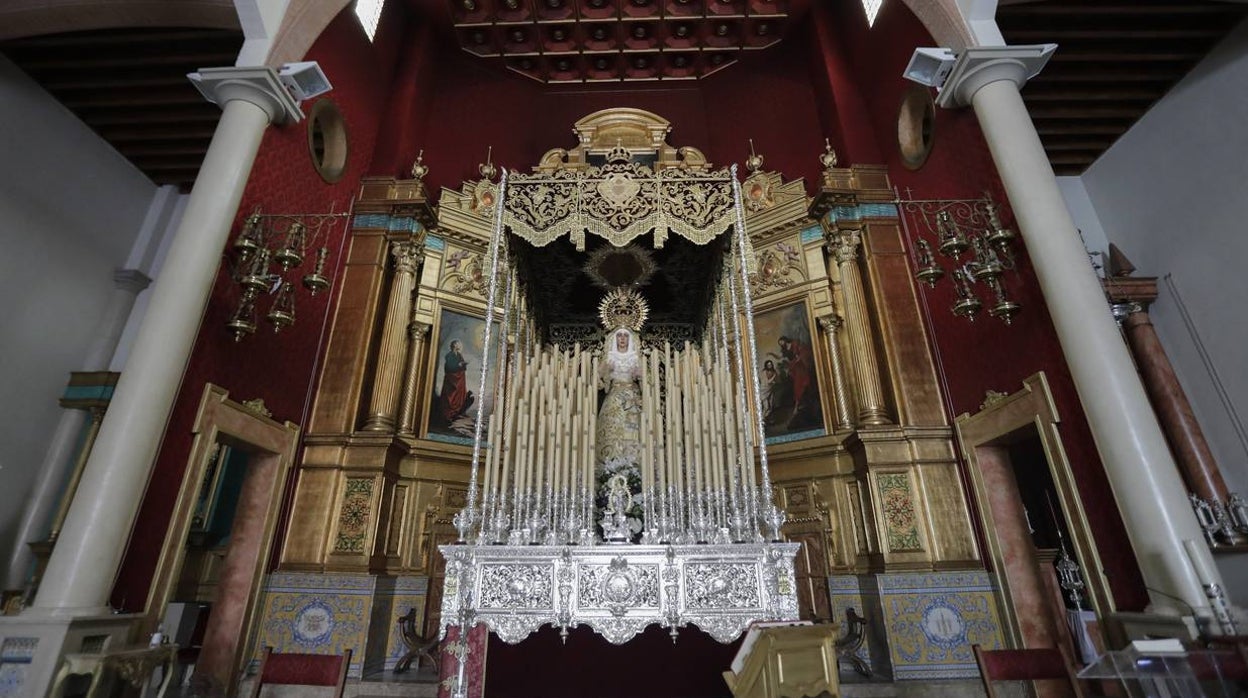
[876,473,923,552]
[0,637,37,698]
[334,477,375,554]
[871,571,1005,680]
[253,572,378,678]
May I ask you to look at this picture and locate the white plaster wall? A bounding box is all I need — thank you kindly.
[1077,18,1248,603]
[0,54,156,583]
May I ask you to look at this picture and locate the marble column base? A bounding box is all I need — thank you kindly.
[0,610,140,698]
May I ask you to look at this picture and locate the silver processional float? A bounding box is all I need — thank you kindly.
[438,151,800,698]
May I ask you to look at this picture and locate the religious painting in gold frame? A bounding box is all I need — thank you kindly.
[425,306,502,445]
[754,300,825,441]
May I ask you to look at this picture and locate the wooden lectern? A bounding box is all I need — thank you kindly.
[723,624,841,698]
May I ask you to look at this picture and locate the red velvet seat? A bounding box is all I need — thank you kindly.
[973,644,1086,698]
[249,647,352,698]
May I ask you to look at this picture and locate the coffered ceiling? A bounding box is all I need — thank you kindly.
[445,0,800,83]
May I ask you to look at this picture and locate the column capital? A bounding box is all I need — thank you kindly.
[825,228,862,264]
[409,320,432,339]
[188,66,304,124]
[816,314,843,334]
[391,240,425,274]
[936,44,1056,109]
[113,268,151,294]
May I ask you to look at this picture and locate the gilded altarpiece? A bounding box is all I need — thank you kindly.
[259,109,1000,682]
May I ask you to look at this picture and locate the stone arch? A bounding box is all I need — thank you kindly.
[263,0,351,66]
[900,0,977,49]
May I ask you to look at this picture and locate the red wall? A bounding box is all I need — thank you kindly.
[371,31,832,192]
[112,6,401,611]
[828,0,1147,609]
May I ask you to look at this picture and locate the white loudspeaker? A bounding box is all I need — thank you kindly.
[902,48,957,88]
[279,61,333,102]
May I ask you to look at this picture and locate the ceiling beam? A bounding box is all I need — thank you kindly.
[1030,70,1185,83]
[1027,106,1144,119]
[1050,51,1206,62]
[59,90,207,109]
[1005,29,1225,41]
[82,108,220,126]
[1024,89,1158,102]
[16,52,238,70]
[2,29,237,49]
[1039,139,1119,151]
[1000,4,1241,16]
[97,126,218,142]
[1034,123,1131,135]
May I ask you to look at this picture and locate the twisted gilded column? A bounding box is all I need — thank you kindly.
[817,314,854,430]
[397,319,432,436]
[825,228,891,425]
[363,241,423,432]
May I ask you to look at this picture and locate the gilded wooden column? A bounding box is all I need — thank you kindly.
[363,241,424,432]
[816,314,854,430]
[397,319,432,436]
[825,228,891,425]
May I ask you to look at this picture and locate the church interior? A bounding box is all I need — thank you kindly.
[3,0,1248,696]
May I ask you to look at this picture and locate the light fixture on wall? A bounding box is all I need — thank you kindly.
[225,209,348,341]
[900,193,1022,324]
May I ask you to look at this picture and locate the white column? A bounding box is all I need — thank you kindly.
[939,46,1217,615]
[3,270,150,591]
[33,67,302,615]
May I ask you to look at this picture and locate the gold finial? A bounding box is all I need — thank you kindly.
[746,138,764,173]
[479,145,497,180]
[819,138,839,171]
[410,149,428,181]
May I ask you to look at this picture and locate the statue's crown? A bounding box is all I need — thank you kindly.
[598,286,649,333]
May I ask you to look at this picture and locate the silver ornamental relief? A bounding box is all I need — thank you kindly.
[478,564,554,610]
[684,563,760,610]
[578,557,660,616]
[489,614,552,645]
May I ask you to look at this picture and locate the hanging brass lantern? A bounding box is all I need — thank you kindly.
[232,213,263,259]
[240,249,272,300]
[303,247,331,295]
[951,268,982,320]
[914,239,945,287]
[274,222,306,271]
[987,278,1022,325]
[227,297,258,341]
[266,282,296,331]
[984,202,1016,249]
[936,211,969,257]
[970,237,1003,282]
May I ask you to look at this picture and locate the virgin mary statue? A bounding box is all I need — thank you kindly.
[594,287,648,535]
[596,326,642,471]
